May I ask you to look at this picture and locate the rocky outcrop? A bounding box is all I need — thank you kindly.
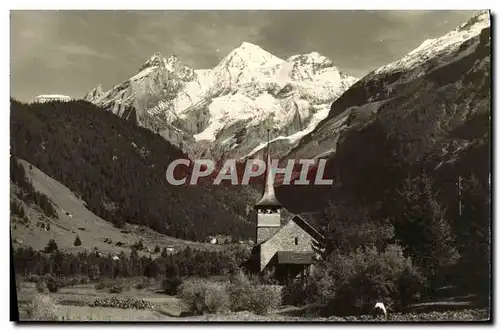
[83,84,104,102]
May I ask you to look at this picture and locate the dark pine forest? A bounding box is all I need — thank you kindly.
[10,99,255,241]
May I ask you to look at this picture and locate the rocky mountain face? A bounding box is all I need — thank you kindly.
[277,10,491,213]
[84,43,357,159]
[285,10,490,163]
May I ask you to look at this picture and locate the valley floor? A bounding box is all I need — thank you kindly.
[16,282,490,322]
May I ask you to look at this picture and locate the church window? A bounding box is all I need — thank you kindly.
[294,237,298,245]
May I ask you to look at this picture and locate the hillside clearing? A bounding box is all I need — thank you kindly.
[11,159,228,255]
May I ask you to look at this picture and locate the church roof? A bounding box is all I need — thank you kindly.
[255,214,325,246]
[290,215,325,244]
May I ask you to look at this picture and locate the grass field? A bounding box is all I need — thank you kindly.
[15,281,490,322]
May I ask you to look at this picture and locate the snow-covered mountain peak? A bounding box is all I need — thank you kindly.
[288,52,332,66]
[218,42,284,69]
[138,52,164,71]
[455,10,490,33]
[83,84,104,102]
[374,10,490,76]
[83,42,358,159]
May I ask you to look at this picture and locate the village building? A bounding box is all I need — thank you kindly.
[243,140,324,285]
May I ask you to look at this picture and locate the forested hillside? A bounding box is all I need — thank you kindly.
[276,18,491,301]
[10,99,257,241]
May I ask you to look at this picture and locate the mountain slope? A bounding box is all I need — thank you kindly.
[275,10,490,211]
[84,42,357,159]
[271,14,490,301]
[10,99,259,242]
[286,10,490,163]
[11,158,226,254]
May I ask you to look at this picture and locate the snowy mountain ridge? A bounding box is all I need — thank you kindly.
[84,42,358,159]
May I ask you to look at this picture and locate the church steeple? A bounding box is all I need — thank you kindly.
[255,129,281,209]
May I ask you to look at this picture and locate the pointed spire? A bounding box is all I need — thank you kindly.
[255,129,281,208]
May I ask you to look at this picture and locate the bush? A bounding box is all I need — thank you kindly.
[154,245,161,253]
[11,200,25,218]
[89,265,100,280]
[65,277,80,287]
[135,277,153,290]
[95,281,108,290]
[109,284,124,294]
[27,294,59,321]
[318,244,425,316]
[44,239,58,253]
[178,278,230,315]
[27,274,41,283]
[46,279,60,293]
[282,280,308,306]
[131,239,145,251]
[95,278,129,293]
[250,285,282,314]
[226,271,282,314]
[36,280,47,293]
[227,271,255,312]
[204,282,230,314]
[74,235,82,247]
[162,277,183,295]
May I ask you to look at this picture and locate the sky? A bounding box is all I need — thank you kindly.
[10,10,478,102]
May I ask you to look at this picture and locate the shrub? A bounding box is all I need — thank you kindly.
[27,274,41,283]
[46,279,60,293]
[11,200,25,218]
[89,265,100,280]
[162,277,183,295]
[250,285,282,314]
[95,281,108,290]
[135,277,153,290]
[109,284,124,294]
[203,282,230,314]
[178,278,230,315]
[302,265,337,306]
[27,294,59,321]
[65,277,79,287]
[282,280,308,306]
[96,278,130,294]
[74,235,82,246]
[131,239,145,251]
[227,272,255,312]
[226,271,282,314]
[44,239,58,253]
[36,280,47,293]
[154,245,161,253]
[319,244,425,316]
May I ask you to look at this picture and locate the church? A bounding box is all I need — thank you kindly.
[243,147,325,285]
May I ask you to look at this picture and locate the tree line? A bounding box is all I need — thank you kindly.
[13,243,250,280]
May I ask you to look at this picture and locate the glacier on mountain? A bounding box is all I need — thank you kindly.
[84,41,357,159]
